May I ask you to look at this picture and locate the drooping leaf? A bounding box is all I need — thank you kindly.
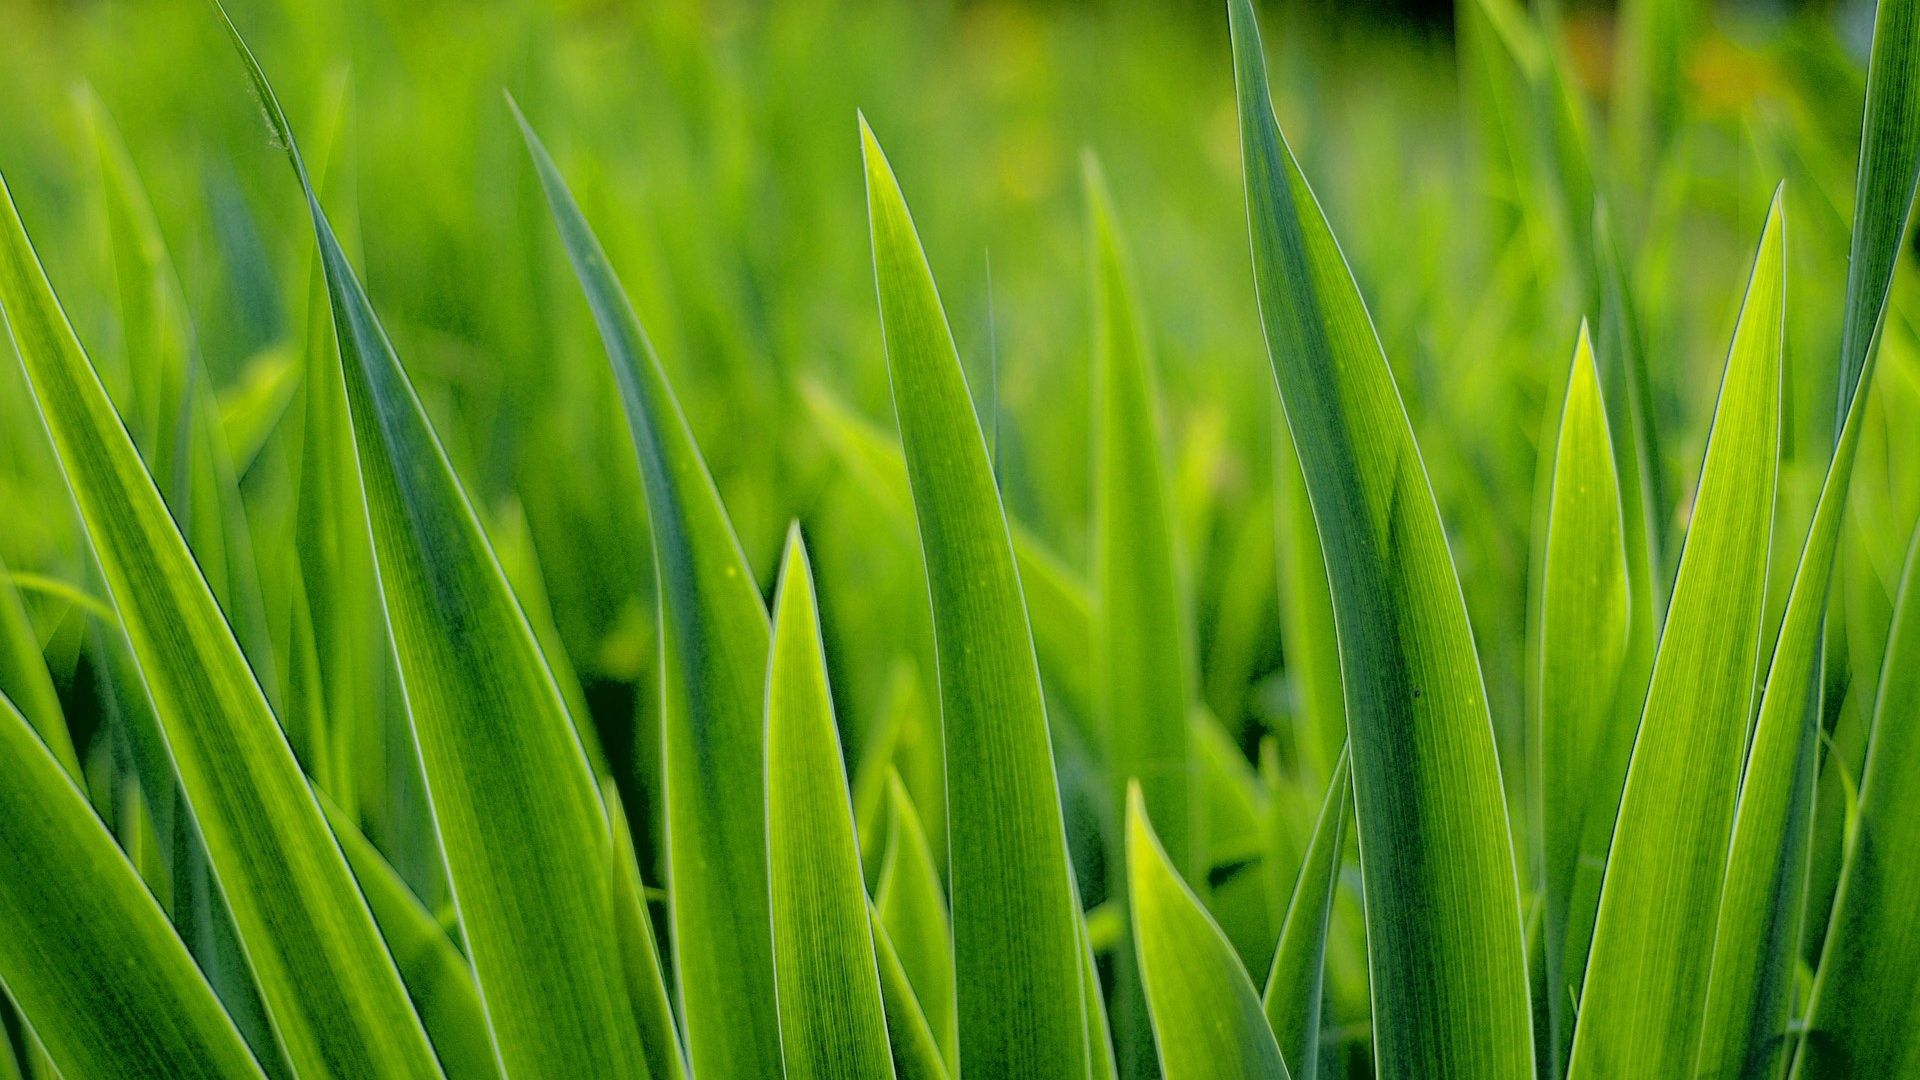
[1227,2,1534,1074]
[862,116,1089,1079]
[1262,749,1349,1079]
[1128,784,1291,1080]
[0,692,263,1080]
[1568,190,1786,1080]
[766,527,895,1080]
[515,104,783,1080]
[221,24,645,1076]
[0,144,442,1080]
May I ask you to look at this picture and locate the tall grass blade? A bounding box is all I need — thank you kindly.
[862,116,1089,1080]
[1226,2,1534,1073]
[607,788,690,1080]
[220,22,645,1076]
[1534,325,1633,1070]
[0,560,77,780]
[0,155,442,1080]
[1128,784,1291,1080]
[1567,190,1786,1079]
[514,107,783,1079]
[0,693,264,1080]
[766,527,895,1080]
[877,774,957,1075]
[871,906,953,1080]
[1262,749,1349,1079]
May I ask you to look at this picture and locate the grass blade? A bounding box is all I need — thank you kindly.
[1262,749,1350,1079]
[1567,190,1786,1079]
[766,527,895,1080]
[0,693,264,1080]
[1534,325,1634,1069]
[871,906,953,1080]
[515,107,783,1080]
[608,788,690,1080]
[0,558,77,780]
[1128,784,1291,1080]
[862,116,1089,1079]
[877,774,957,1075]
[0,154,442,1080]
[1226,2,1534,1073]
[220,24,646,1076]
[1793,525,1920,1077]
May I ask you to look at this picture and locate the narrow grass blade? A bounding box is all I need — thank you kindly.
[0,558,77,780]
[1088,161,1195,877]
[877,773,957,1075]
[219,24,645,1076]
[871,906,953,1080]
[1272,424,1343,786]
[1534,325,1634,1068]
[515,107,783,1080]
[0,693,263,1080]
[766,527,895,1080]
[0,157,442,1080]
[1262,749,1349,1079]
[1226,3,1534,1074]
[320,799,503,1080]
[607,787,690,1080]
[1567,191,1786,1079]
[1128,785,1291,1080]
[1793,525,1920,1077]
[862,116,1088,1079]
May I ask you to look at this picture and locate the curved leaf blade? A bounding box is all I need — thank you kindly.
[1262,749,1350,1079]
[1128,785,1291,1080]
[0,155,440,1080]
[862,117,1089,1080]
[220,27,646,1076]
[767,527,894,1080]
[1568,191,1786,1080]
[1226,2,1534,1074]
[0,693,264,1080]
[877,774,956,1075]
[515,106,783,1080]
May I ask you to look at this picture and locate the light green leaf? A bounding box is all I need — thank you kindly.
[0,557,77,780]
[607,787,690,1080]
[877,773,957,1075]
[1128,784,1291,1080]
[766,527,895,1080]
[320,798,502,1080]
[515,104,782,1080]
[1262,749,1349,1079]
[1568,190,1786,1080]
[0,692,263,1080]
[0,144,442,1080]
[871,906,952,1080]
[1534,324,1634,1069]
[1227,2,1534,1074]
[862,116,1090,1080]
[220,24,645,1077]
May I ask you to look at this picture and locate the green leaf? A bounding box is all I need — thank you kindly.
[607,787,691,1080]
[0,557,77,781]
[1226,2,1534,1074]
[219,24,646,1077]
[877,774,957,1075]
[1567,190,1786,1080]
[862,116,1089,1079]
[515,104,783,1080]
[320,798,503,1080]
[0,145,442,1080]
[1262,749,1350,1079]
[1128,784,1291,1080]
[0,692,264,1080]
[1088,161,1195,877]
[871,906,953,1080]
[1271,423,1343,787]
[1534,324,1635,1068]
[1794,525,1920,1077]
[766,527,896,1080]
